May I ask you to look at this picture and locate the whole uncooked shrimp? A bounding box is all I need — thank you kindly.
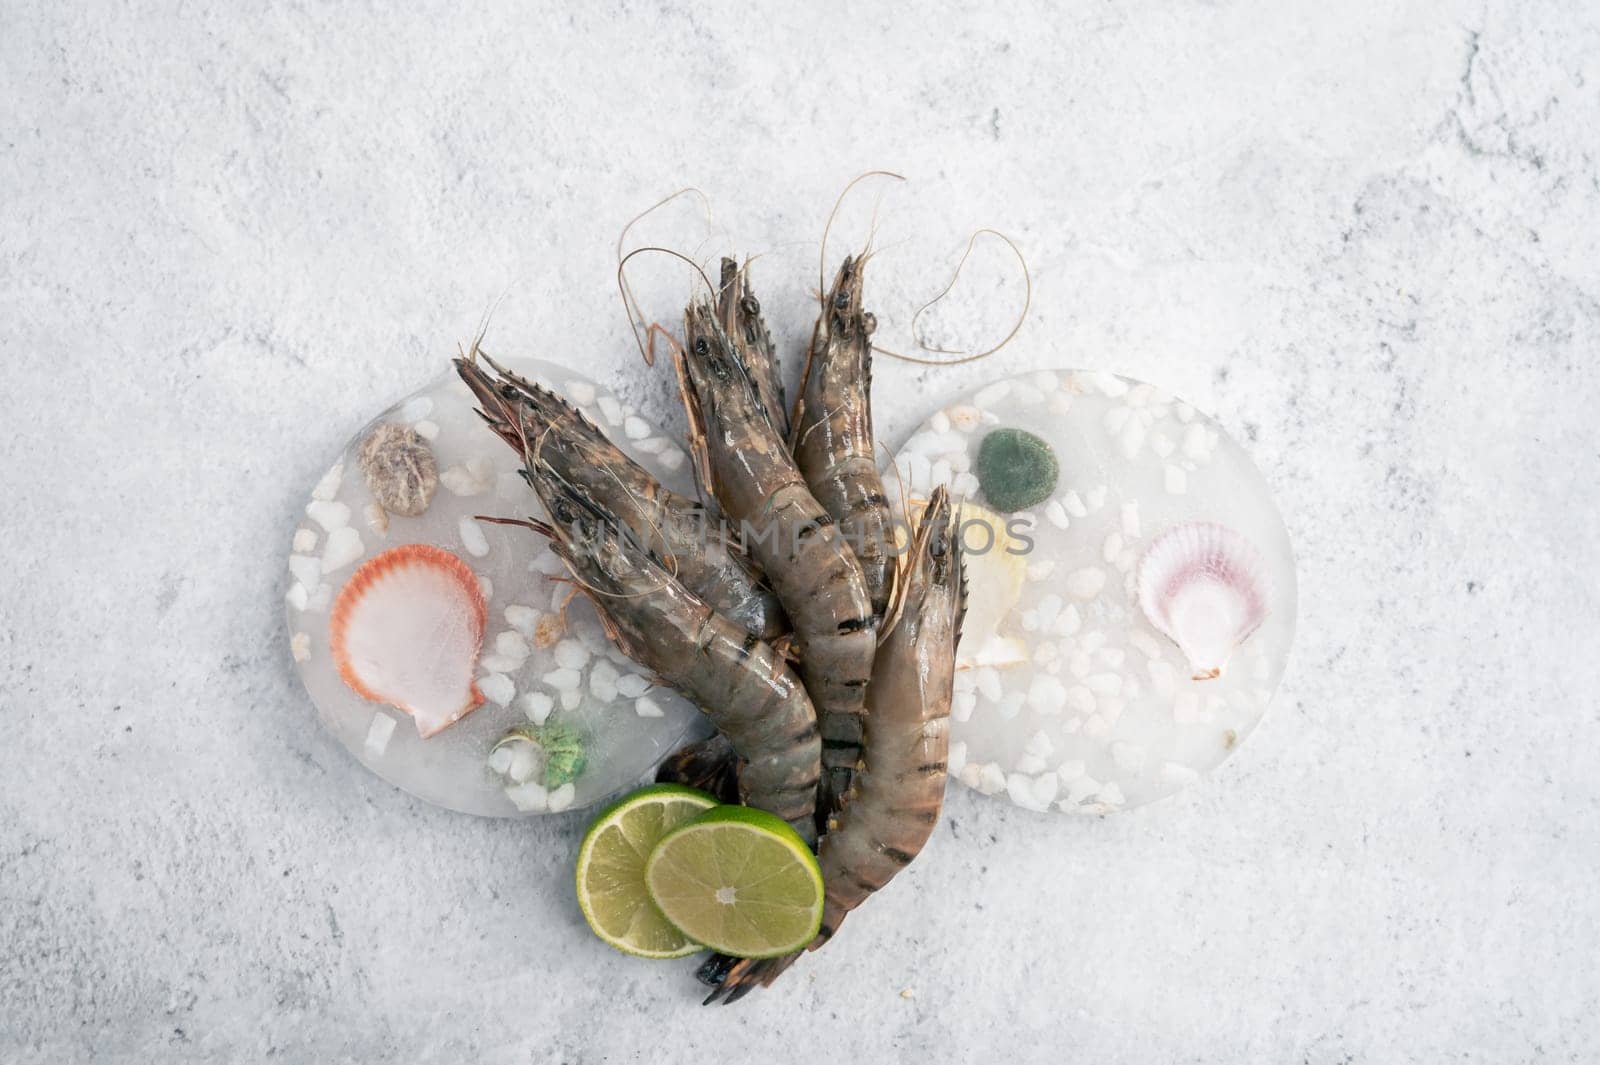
[704,486,965,1002]
[716,258,789,443]
[456,354,787,643]
[674,299,877,818]
[791,255,895,622]
[507,460,822,847]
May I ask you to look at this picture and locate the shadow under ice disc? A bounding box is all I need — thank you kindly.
[284,359,700,817]
[888,369,1296,814]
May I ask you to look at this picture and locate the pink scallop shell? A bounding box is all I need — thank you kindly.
[1136,522,1270,681]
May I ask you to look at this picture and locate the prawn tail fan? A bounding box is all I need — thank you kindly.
[696,951,803,1005]
[654,732,743,806]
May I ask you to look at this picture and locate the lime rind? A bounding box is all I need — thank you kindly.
[574,783,718,959]
[642,805,825,959]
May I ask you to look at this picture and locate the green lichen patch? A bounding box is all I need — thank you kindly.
[975,428,1059,512]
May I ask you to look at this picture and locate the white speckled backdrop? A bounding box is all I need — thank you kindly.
[4,1,1597,1062]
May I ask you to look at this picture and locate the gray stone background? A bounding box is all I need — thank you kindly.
[4,1,1597,1062]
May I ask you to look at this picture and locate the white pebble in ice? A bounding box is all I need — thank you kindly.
[478,673,515,706]
[507,744,541,784]
[1066,686,1095,715]
[1064,567,1106,600]
[623,415,650,441]
[479,654,523,674]
[320,527,363,574]
[1027,559,1056,582]
[998,693,1025,720]
[1057,759,1086,782]
[413,419,440,440]
[975,668,1003,703]
[952,690,977,723]
[1026,675,1067,714]
[441,459,493,496]
[567,381,597,406]
[1182,422,1214,461]
[1007,772,1047,810]
[1031,772,1060,807]
[635,696,665,718]
[290,631,311,662]
[312,463,344,501]
[496,631,530,660]
[947,405,982,431]
[1102,532,1123,564]
[547,782,576,813]
[1096,782,1126,806]
[978,763,1007,795]
[289,553,322,590]
[305,500,351,532]
[1015,753,1047,775]
[1152,432,1175,458]
[1025,730,1055,758]
[589,660,619,703]
[459,516,490,557]
[1051,604,1082,637]
[635,437,667,455]
[542,668,581,692]
[505,780,549,813]
[519,691,555,726]
[1062,490,1088,518]
[292,528,317,553]
[552,639,589,671]
[364,712,397,757]
[1045,500,1070,530]
[948,740,967,775]
[1086,673,1123,696]
[1118,415,1146,459]
[505,605,541,638]
[616,674,651,698]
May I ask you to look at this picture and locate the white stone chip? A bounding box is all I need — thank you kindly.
[519,691,555,726]
[305,500,351,532]
[635,436,667,454]
[478,673,515,706]
[598,396,623,425]
[505,780,549,813]
[1045,499,1070,530]
[952,690,977,723]
[488,631,526,660]
[623,415,650,440]
[566,381,597,406]
[552,639,589,671]
[479,654,524,674]
[977,763,1008,795]
[1052,604,1083,637]
[948,740,968,776]
[1066,686,1096,715]
[505,605,541,638]
[364,712,398,757]
[1181,422,1214,461]
[413,419,440,440]
[1066,775,1100,804]
[487,745,514,776]
[997,693,1024,720]
[542,668,581,692]
[560,688,583,711]
[616,674,651,699]
[1118,415,1147,459]
[290,631,311,662]
[441,459,493,496]
[1025,730,1055,758]
[320,527,363,574]
[1057,759,1087,782]
[364,502,389,534]
[1015,754,1047,775]
[1103,532,1124,564]
[1026,675,1067,714]
[1062,490,1088,518]
[947,404,982,431]
[478,576,494,600]
[1027,559,1056,582]
[1086,672,1123,696]
[1064,567,1106,600]
[1151,432,1175,458]
[507,744,541,784]
[292,528,317,553]
[547,782,576,812]
[1030,772,1060,807]
[305,583,331,612]
[975,668,1003,703]
[289,553,322,589]
[312,463,344,501]
[635,696,665,718]
[590,660,620,702]
[659,447,686,472]
[459,516,490,557]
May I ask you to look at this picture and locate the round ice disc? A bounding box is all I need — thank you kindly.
[888,369,1296,814]
[284,359,701,817]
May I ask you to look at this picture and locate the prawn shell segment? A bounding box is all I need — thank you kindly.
[330,543,488,738]
[1136,522,1270,681]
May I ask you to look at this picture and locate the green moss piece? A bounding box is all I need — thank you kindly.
[534,723,588,788]
[974,428,1059,512]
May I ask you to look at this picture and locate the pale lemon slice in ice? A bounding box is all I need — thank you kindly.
[907,498,1028,669]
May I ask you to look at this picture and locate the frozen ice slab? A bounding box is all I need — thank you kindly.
[888,369,1296,814]
[284,359,699,817]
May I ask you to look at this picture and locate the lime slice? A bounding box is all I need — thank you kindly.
[575,783,719,958]
[643,806,824,959]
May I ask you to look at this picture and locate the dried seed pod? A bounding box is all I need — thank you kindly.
[359,423,438,516]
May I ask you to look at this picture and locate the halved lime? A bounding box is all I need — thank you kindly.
[574,783,719,958]
[643,805,825,959]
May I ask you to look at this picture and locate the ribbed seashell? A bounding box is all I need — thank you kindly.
[331,544,487,737]
[1136,522,1269,681]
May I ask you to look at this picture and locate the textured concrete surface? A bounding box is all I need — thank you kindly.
[4,2,1598,1062]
